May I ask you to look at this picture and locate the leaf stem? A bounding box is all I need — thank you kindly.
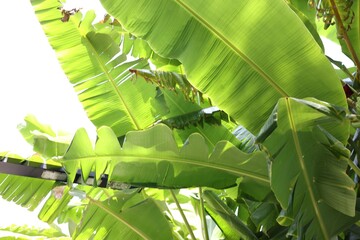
[198,187,209,240]
[170,190,196,240]
[346,157,360,177]
[329,0,360,77]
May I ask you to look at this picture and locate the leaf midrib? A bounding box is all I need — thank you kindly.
[63,154,269,184]
[174,0,289,97]
[285,98,328,239]
[82,34,140,130]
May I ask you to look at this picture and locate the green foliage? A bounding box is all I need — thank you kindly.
[101,0,347,135]
[1,0,360,238]
[258,98,356,238]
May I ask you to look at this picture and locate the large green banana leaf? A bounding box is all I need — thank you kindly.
[257,97,357,239]
[100,0,347,136]
[32,0,167,137]
[61,124,269,191]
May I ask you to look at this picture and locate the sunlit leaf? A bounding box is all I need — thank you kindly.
[61,124,270,191]
[101,0,347,135]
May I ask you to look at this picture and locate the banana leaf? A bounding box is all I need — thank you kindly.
[0,174,56,211]
[31,0,166,137]
[61,124,270,192]
[203,190,258,240]
[100,0,347,136]
[257,97,357,239]
[74,197,173,240]
[17,114,70,159]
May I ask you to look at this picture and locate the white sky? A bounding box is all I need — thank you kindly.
[0,0,355,236]
[0,0,98,156]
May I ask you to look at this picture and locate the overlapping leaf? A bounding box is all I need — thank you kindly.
[257,97,357,239]
[203,190,258,240]
[153,86,241,151]
[32,0,165,137]
[61,124,269,190]
[101,0,347,136]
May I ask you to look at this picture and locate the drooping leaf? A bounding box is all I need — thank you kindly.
[74,197,173,240]
[154,88,241,151]
[257,97,357,239]
[61,124,270,191]
[203,190,258,240]
[243,199,280,235]
[101,0,347,135]
[232,126,257,153]
[130,69,203,103]
[161,107,232,130]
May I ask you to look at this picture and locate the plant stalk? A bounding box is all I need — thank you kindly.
[329,0,360,78]
[170,190,196,240]
[199,187,209,240]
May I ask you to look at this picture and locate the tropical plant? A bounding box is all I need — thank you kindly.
[1,0,360,239]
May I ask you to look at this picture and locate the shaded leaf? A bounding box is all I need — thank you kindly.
[154,88,241,151]
[257,97,357,239]
[243,199,279,235]
[203,190,258,240]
